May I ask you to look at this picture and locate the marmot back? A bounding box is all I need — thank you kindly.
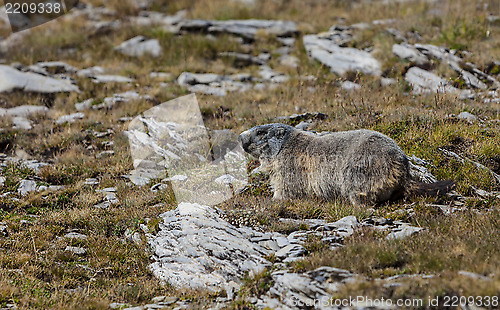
[239,123,454,206]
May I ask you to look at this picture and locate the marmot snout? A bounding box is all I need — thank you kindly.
[239,123,454,206]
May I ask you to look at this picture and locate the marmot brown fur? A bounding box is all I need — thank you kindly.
[239,123,454,206]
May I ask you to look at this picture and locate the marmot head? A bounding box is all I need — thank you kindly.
[239,123,294,160]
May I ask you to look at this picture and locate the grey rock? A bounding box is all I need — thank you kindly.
[17,180,37,196]
[341,80,361,91]
[405,67,458,94]
[65,246,87,255]
[91,75,134,83]
[258,66,289,83]
[115,36,162,58]
[448,61,487,90]
[386,28,407,43]
[324,216,359,238]
[257,53,271,61]
[0,176,5,187]
[0,105,48,118]
[150,72,172,80]
[151,296,178,305]
[414,43,462,63]
[64,232,88,240]
[98,91,150,110]
[253,83,266,91]
[275,244,306,260]
[21,160,49,173]
[178,19,297,41]
[188,84,227,96]
[177,72,222,86]
[148,203,275,291]
[326,25,356,45]
[0,65,79,93]
[0,223,8,237]
[94,187,119,208]
[77,66,105,78]
[386,224,423,240]
[457,111,478,123]
[381,77,397,86]
[260,240,281,251]
[125,229,142,245]
[409,162,438,184]
[262,267,357,309]
[11,117,32,130]
[56,112,85,124]
[303,34,382,76]
[34,61,78,74]
[274,236,290,248]
[177,72,253,96]
[392,43,428,65]
[75,99,94,111]
[0,303,18,310]
[458,270,490,281]
[84,178,99,185]
[97,150,115,158]
[277,37,295,46]
[35,185,64,192]
[208,19,297,40]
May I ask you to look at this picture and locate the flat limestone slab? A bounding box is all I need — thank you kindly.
[0,65,79,93]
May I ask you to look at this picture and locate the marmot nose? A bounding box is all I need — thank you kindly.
[238,132,250,151]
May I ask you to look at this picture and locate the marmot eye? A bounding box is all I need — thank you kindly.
[256,130,265,135]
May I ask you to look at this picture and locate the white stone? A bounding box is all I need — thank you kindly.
[56,112,85,124]
[386,224,423,239]
[91,75,134,83]
[392,43,428,65]
[457,112,478,123]
[11,117,32,130]
[341,81,361,91]
[77,66,105,78]
[75,99,94,111]
[17,180,37,195]
[148,202,275,291]
[65,246,87,255]
[275,244,306,260]
[115,36,162,58]
[64,232,88,240]
[0,105,48,117]
[303,34,382,76]
[0,65,79,93]
[405,67,458,94]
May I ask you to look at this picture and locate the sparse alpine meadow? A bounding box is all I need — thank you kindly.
[0,0,499,309]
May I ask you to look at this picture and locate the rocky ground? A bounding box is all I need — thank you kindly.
[0,0,499,309]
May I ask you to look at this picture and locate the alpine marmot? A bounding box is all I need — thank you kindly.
[239,123,454,206]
